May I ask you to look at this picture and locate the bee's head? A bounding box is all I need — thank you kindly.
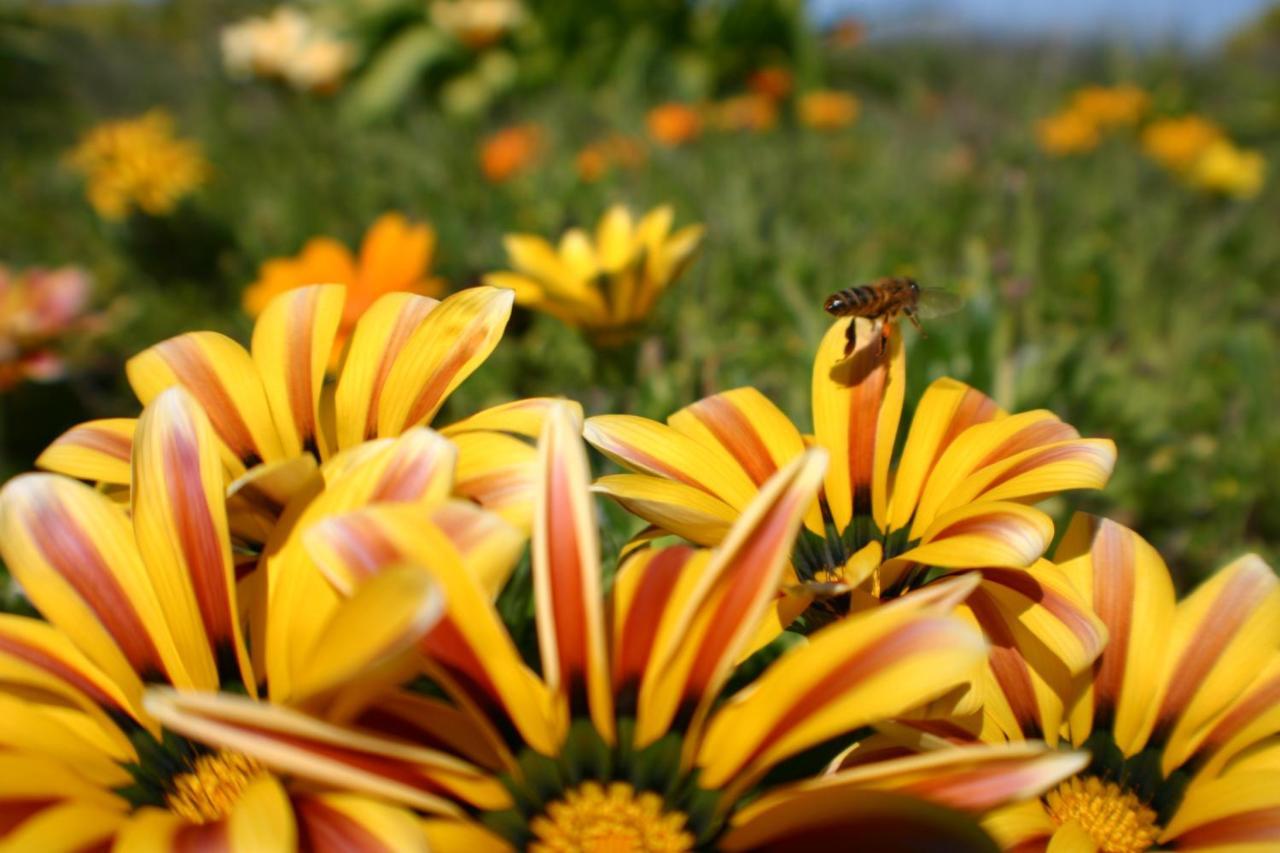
[823,293,849,315]
[908,279,920,294]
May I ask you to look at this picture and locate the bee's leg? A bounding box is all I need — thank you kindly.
[905,308,926,336]
[842,320,858,358]
[877,318,892,356]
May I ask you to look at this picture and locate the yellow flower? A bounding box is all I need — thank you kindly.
[0,387,446,849]
[241,213,444,366]
[220,6,352,93]
[977,516,1280,852]
[798,90,861,130]
[65,110,209,220]
[646,102,703,146]
[145,407,1082,850]
[1069,84,1149,128]
[1188,139,1266,198]
[1140,115,1225,173]
[1035,109,1100,156]
[484,204,704,345]
[430,0,525,49]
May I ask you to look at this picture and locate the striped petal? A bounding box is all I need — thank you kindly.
[532,404,614,744]
[0,752,128,813]
[981,801,1058,852]
[251,284,346,458]
[349,690,507,773]
[132,388,255,694]
[696,596,986,795]
[887,501,1055,579]
[294,792,428,853]
[0,694,134,788]
[636,449,829,751]
[334,292,440,449]
[592,474,737,547]
[374,286,514,437]
[450,430,539,532]
[0,473,189,691]
[887,379,1003,533]
[442,397,583,439]
[750,742,1084,820]
[961,561,1108,746]
[145,689,509,814]
[1192,658,1280,778]
[420,501,524,598]
[36,418,136,484]
[1153,553,1280,774]
[0,800,126,853]
[811,316,906,532]
[583,414,760,512]
[127,331,285,474]
[1160,771,1280,849]
[225,455,321,547]
[1057,515,1177,755]
[720,787,998,852]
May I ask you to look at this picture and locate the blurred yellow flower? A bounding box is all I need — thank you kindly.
[1189,139,1266,198]
[646,102,703,146]
[430,0,525,49]
[479,122,543,182]
[66,110,209,220]
[1035,109,1100,156]
[242,213,443,365]
[484,204,704,345]
[798,90,861,130]
[1141,115,1225,173]
[1069,84,1149,128]
[714,93,779,132]
[575,133,646,183]
[220,6,353,93]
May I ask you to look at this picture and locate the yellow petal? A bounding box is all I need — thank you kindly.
[419,501,525,598]
[1191,658,1280,778]
[375,286,514,436]
[0,801,126,853]
[421,818,513,852]
[251,284,346,458]
[450,430,539,532]
[36,418,137,485]
[226,775,296,853]
[982,800,1058,851]
[442,397,584,440]
[296,792,428,853]
[1160,770,1280,848]
[1047,820,1099,853]
[126,331,285,475]
[592,474,738,547]
[0,751,128,810]
[891,501,1054,571]
[132,388,255,693]
[0,694,133,787]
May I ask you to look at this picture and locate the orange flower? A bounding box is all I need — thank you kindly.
[1141,115,1225,173]
[798,90,860,130]
[1069,84,1148,128]
[747,65,793,100]
[575,133,646,183]
[242,212,442,365]
[479,122,543,182]
[646,102,702,147]
[713,93,778,132]
[1035,110,1100,156]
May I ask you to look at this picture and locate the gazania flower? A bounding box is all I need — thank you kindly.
[484,204,704,346]
[1188,139,1266,199]
[646,102,703,147]
[574,133,647,183]
[1068,84,1148,129]
[585,317,1115,713]
[1141,115,1224,173]
[713,93,779,133]
[1035,110,1099,156]
[242,212,443,366]
[972,516,1280,851]
[798,90,861,130]
[65,109,209,220]
[480,123,544,182]
[0,264,101,391]
[145,406,1084,850]
[747,65,793,101]
[0,387,447,849]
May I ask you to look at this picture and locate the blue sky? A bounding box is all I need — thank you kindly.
[809,0,1274,46]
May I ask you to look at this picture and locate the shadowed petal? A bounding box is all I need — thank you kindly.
[450,430,539,531]
[592,474,738,547]
[1160,771,1280,848]
[0,801,126,852]
[36,418,137,485]
[294,792,427,853]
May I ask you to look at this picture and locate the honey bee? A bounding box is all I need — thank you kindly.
[823,277,963,357]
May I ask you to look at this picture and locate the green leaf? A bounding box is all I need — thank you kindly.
[342,26,452,124]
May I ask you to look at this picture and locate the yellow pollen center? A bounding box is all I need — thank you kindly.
[1044,776,1161,853]
[529,781,695,853]
[166,751,266,824]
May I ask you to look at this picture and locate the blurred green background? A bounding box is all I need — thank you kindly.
[1,0,1277,588]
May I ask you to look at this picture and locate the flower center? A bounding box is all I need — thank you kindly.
[529,781,694,853]
[166,751,266,824]
[1044,776,1161,853]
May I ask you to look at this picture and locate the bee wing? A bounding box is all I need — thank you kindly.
[914,288,965,319]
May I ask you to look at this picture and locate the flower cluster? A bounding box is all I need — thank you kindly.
[0,264,102,390]
[1035,84,1149,155]
[66,110,210,221]
[645,81,860,148]
[221,6,354,93]
[0,278,1277,850]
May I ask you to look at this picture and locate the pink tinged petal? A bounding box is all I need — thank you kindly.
[133,388,256,694]
[610,546,704,701]
[532,404,614,744]
[450,430,540,532]
[35,418,137,485]
[294,793,425,853]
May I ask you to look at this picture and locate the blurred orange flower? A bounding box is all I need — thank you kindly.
[480,122,544,182]
[1035,110,1100,156]
[1069,84,1149,128]
[1189,140,1266,198]
[0,265,99,391]
[1141,115,1225,173]
[242,213,443,365]
[646,102,703,147]
[798,90,860,130]
[828,16,866,49]
[747,65,793,100]
[713,93,779,132]
[575,134,647,183]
